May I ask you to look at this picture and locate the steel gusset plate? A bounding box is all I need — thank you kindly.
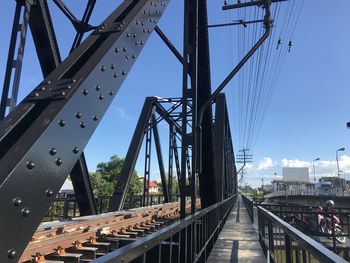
[0,0,169,261]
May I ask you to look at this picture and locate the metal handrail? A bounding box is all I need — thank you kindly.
[94,195,237,263]
[258,206,348,263]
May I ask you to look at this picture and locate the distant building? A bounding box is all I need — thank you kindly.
[59,179,74,198]
[316,177,349,196]
[282,167,309,182]
[148,181,159,194]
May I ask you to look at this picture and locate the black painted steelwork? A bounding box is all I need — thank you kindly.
[1,0,98,217]
[0,1,169,260]
[94,195,237,263]
[257,206,348,263]
[0,0,32,118]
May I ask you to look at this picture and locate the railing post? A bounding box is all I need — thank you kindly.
[285,233,292,263]
[63,200,69,219]
[268,220,274,262]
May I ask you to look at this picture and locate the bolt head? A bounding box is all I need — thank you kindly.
[55,158,63,166]
[80,122,86,128]
[22,207,30,217]
[93,115,99,121]
[46,189,54,197]
[13,197,22,207]
[7,249,16,259]
[27,161,35,169]
[82,89,88,95]
[59,120,66,127]
[73,147,79,154]
[75,112,82,119]
[99,94,104,100]
[49,147,57,156]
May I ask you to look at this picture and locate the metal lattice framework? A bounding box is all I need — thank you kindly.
[0,0,279,261]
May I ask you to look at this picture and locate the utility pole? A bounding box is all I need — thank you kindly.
[236,148,253,186]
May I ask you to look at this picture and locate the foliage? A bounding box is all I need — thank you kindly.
[90,155,142,197]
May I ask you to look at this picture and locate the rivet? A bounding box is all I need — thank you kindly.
[142,22,145,26]
[49,147,57,156]
[140,41,144,45]
[32,92,39,97]
[109,90,114,96]
[67,85,72,89]
[59,120,66,127]
[123,47,127,52]
[132,54,136,59]
[110,64,115,69]
[96,85,101,91]
[13,197,22,207]
[122,71,126,75]
[80,122,86,128]
[39,86,45,91]
[27,161,35,169]
[126,55,130,59]
[55,158,63,166]
[136,21,140,25]
[99,94,104,100]
[59,91,66,96]
[126,33,131,37]
[46,189,54,197]
[7,249,16,259]
[113,73,118,78]
[133,33,137,37]
[93,115,99,121]
[75,112,82,119]
[82,89,88,95]
[115,48,120,53]
[72,79,77,83]
[22,207,30,217]
[100,66,106,72]
[73,147,79,153]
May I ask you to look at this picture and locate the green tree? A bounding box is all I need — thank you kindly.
[90,155,142,197]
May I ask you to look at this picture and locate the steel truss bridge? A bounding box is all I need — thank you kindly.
[0,0,347,262]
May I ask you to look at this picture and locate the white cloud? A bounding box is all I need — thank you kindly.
[280,158,309,167]
[257,157,273,170]
[113,107,132,120]
[241,155,350,188]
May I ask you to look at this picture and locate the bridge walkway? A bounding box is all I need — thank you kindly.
[207,196,266,263]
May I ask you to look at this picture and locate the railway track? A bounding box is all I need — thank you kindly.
[20,202,197,262]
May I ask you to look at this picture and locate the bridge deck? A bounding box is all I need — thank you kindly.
[207,196,266,263]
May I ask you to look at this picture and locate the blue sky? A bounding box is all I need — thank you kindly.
[1,1,350,187]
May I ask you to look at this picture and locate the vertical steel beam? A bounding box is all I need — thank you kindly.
[197,0,218,208]
[214,94,226,201]
[152,115,170,203]
[168,125,174,200]
[0,0,31,119]
[143,118,152,206]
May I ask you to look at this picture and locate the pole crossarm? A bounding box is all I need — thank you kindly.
[223,0,288,10]
[0,0,170,260]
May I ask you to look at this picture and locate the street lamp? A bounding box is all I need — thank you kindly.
[336,147,345,177]
[313,158,320,195]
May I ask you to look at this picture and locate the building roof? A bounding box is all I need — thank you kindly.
[149,181,158,187]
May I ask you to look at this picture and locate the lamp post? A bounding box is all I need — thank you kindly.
[336,147,345,196]
[313,158,320,195]
[336,148,345,177]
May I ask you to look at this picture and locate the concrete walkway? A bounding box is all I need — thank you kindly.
[207,196,267,263]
